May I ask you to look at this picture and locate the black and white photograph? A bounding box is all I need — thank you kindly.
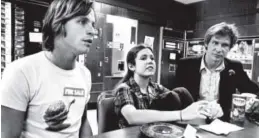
[1,0,259,138]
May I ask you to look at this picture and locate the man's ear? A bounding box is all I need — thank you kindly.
[204,43,208,50]
[128,63,135,71]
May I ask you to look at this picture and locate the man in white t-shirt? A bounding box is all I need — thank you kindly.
[1,0,97,137]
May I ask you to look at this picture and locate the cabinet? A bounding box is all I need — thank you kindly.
[88,14,139,103]
[185,39,205,57]
[86,13,106,103]
[252,39,259,85]
[160,38,185,90]
[1,0,48,79]
[1,1,12,78]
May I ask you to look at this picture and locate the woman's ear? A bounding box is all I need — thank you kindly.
[128,63,135,71]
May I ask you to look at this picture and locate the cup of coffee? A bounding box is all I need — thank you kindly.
[241,93,257,113]
[246,98,259,123]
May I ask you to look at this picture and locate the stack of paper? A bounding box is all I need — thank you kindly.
[199,119,244,135]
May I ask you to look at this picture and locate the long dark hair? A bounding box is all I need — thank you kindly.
[119,44,153,84]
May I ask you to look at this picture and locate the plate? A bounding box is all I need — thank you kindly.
[140,122,184,138]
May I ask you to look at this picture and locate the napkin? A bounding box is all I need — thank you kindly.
[199,119,244,135]
[183,124,197,138]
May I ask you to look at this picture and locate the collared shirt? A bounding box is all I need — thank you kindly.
[199,55,225,101]
[114,77,169,128]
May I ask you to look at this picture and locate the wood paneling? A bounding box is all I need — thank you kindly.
[86,13,105,84]
[95,0,155,15]
[103,77,121,91]
[189,0,259,38]
[137,22,160,82]
[95,0,191,30]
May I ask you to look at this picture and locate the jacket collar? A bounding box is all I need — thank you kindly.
[200,54,225,72]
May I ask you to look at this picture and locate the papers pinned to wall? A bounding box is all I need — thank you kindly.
[29,32,42,43]
[169,53,176,60]
[144,36,154,49]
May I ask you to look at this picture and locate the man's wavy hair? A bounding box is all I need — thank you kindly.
[42,0,94,51]
[204,22,239,49]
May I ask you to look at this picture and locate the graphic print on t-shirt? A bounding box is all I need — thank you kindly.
[43,87,85,131]
[43,99,75,131]
[64,87,85,97]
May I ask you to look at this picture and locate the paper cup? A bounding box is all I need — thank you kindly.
[241,93,257,112]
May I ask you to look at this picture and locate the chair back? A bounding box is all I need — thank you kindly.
[97,91,119,134]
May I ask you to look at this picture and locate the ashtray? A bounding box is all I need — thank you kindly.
[140,122,184,138]
[179,135,202,138]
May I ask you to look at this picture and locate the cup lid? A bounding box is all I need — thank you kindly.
[241,93,257,98]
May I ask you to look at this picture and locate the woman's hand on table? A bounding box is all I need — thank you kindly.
[200,101,224,119]
[181,100,209,120]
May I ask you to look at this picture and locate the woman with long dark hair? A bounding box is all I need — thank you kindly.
[114,44,223,128]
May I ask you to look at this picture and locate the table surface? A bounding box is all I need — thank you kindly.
[91,120,259,138]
